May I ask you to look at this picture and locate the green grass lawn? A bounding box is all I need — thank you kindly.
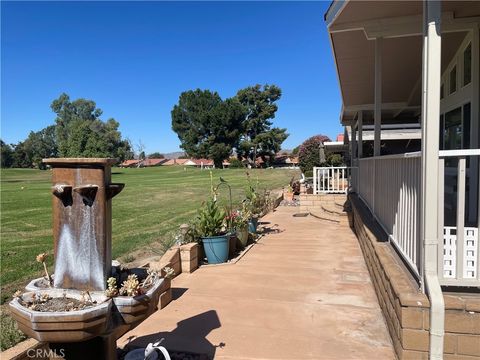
[0,166,298,299]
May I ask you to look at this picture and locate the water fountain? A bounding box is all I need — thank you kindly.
[9,158,167,360]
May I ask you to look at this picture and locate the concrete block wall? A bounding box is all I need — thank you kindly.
[350,194,480,360]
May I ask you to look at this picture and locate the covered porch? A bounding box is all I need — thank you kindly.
[326,0,480,288]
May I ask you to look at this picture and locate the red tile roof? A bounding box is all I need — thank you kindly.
[142,158,167,166]
[192,158,214,166]
[120,159,141,167]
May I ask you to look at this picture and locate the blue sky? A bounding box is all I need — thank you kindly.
[1,1,342,154]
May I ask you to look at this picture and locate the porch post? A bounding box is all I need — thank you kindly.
[421,1,444,359]
[374,38,382,157]
[352,122,357,193]
[352,123,357,162]
[358,111,363,158]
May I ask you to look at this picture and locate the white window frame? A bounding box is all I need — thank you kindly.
[440,31,476,149]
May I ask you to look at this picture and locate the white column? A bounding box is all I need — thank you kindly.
[351,123,357,193]
[421,1,444,359]
[352,124,357,162]
[374,37,383,157]
[358,111,363,158]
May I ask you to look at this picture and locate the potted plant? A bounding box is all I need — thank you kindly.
[244,174,271,234]
[193,197,229,264]
[244,173,259,233]
[236,204,252,247]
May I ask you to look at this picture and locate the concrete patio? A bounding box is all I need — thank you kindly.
[119,206,395,359]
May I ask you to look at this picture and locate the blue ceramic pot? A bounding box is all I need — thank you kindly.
[248,218,259,234]
[201,234,229,264]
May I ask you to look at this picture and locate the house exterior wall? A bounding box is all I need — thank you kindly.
[350,194,480,359]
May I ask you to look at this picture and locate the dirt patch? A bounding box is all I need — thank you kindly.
[19,296,97,312]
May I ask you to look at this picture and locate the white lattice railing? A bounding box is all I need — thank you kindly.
[313,167,350,194]
[357,151,480,287]
[442,227,478,280]
[438,150,480,286]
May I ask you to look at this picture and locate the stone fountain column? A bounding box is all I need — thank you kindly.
[43,158,124,291]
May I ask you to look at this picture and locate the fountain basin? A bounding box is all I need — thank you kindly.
[9,290,111,343]
[25,276,55,292]
[113,277,166,325]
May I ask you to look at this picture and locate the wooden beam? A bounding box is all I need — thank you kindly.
[343,102,419,112]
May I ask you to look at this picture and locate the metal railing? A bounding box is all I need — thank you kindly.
[438,150,480,287]
[358,152,422,276]
[313,166,350,194]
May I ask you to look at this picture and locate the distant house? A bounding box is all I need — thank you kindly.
[273,155,300,168]
[178,159,195,166]
[161,159,176,166]
[140,158,168,167]
[161,158,202,166]
[161,158,227,168]
[191,159,214,168]
[119,159,141,168]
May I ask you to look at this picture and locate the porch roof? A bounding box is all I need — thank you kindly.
[325,1,480,125]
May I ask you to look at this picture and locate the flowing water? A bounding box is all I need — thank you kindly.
[53,169,105,290]
[54,205,104,290]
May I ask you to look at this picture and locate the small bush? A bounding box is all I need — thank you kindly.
[1,311,27,351]
[228,158,244,168]
[121,254,136,263]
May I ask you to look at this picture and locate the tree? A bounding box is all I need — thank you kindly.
[1,140,14,168]
[50,93,132,161]
[148,152,164,159]
[298,134,331,175]
[171,89,245,168]
[11,126,58,169]
[235,84,288,166]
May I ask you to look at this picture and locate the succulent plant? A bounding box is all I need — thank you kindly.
[119,274,140,296]
[105,277,119,298]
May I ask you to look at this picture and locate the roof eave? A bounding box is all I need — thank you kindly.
[324,0,349,29]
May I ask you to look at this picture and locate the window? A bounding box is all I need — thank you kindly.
[440,84,444,99]
[441,103,471,151]
[463,43,471,86]
[444,107,461,149]
[449,66,457,94]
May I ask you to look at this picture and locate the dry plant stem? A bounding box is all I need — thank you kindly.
[43,262,52,285]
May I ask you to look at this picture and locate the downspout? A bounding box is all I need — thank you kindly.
[421,1,444,359]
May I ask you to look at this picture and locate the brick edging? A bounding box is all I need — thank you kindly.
[349,193,480,359]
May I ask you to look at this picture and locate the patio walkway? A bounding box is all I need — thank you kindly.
[119,206,395,359]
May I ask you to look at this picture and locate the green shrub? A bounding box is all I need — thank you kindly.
[298,135,331,174]
[228,158,244,168]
